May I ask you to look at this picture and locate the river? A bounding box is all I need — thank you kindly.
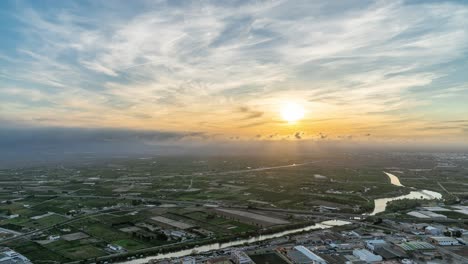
[383,171,404,187]
[119,220,350,264]
[370,172,442,215]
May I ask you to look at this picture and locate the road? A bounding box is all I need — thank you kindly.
[148,161,318,178]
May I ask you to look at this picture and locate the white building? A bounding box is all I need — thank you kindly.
[48,235,60,241]
[231,251,253,264]
[353,249,383,263]
[7,214,19,219]
[107,244,124,251]
[429,236,460,246]
[294,246,327,264]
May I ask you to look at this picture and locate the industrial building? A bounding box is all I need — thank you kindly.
[429,236,460,246]
[287,246,327,264]
[206,257,232,264]
[365,239,386,251]
[231,251,254,264]
[407,211,447,219]
[424,226,442,236]
[0,248,32,264]
[397,241,435,251]
[352,249,383,263]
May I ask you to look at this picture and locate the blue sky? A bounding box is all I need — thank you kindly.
[0,0,467,144]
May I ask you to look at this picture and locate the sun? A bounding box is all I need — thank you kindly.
[280,102,305,123]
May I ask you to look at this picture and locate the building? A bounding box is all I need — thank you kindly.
[374,246,407,260]
[170,230,187,239]
[407,211,447,219]
[0,247,31,264]
[287,250,314,264]
[7,214,19,219]
[294,246,327,264]
[424,226,442,236]
[365,239,386,251]
[48,235,60,241]
[181,257,195,264]
[419,211,448,220]
[107,244,124,252]
[407,211,430,219]
[352,249,382,263]
[396,241,435,251]
[329,243,355,251]
[206,257,232,264]
[429,236,460,246]
[231,251,253,264]
[287,246,327,264]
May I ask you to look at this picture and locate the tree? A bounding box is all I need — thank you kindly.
[156,232,168,241]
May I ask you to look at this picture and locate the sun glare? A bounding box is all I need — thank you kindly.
[280,102,305,123]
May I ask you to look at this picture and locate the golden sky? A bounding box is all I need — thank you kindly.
[1,0,468,144]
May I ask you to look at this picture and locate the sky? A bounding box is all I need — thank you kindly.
[1,0,468,147]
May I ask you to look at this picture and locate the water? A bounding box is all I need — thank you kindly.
[370,189,442,215]
[119,220,350,264]
[383,172,404,187]
[370,172,442,215]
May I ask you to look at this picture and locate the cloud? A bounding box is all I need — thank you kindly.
[0,0,467,141]
[0,125,207,148]
[81,60,118,76]
[294,132,303,139]
[319,133,328,139]
[237,106,264,120]
[237,121,270,129]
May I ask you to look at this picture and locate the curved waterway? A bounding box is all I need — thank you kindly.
[119,220,350,264]
[383,171,404,187]
[370,172,442,215]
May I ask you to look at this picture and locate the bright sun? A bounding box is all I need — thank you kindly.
[280,102,305,123]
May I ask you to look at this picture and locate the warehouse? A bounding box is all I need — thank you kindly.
[429,236,460,246]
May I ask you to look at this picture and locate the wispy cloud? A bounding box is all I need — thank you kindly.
[0,0,467,141]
